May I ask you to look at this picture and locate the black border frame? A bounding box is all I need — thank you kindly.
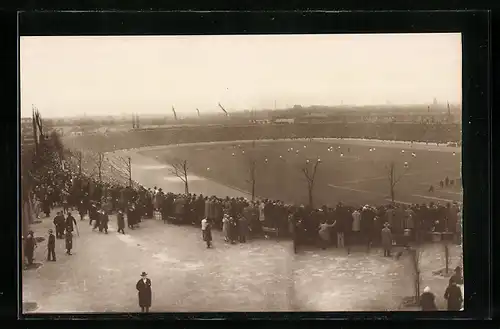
[6,10,492,321]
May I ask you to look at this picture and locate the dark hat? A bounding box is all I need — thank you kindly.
[141,272,148,277]
[48,229,53,233]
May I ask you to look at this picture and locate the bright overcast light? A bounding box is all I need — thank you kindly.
[20,33,462,118]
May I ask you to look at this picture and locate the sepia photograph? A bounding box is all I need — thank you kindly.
[20,33,463,313]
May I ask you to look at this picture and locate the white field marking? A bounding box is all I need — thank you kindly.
[341,171,423,185]
[412,194,462,204]
[163,176,205,182]
[384,199,413,205]
[441,190,463,195]
[138,164,169,170]
[327,184,387,197]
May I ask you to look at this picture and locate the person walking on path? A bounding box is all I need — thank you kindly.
[101,210,109,234]
[318,220,336,250]
[238,215,249,243]
[444,279,463,311]
[201,217,213,248]
[24,231,36,266]
[65,212,77,234]
[222,214,230,242]
[53,211,65,239]
[136,272,152,313]
[381,222,393,257]
[420,286,438,311]
[117,210,126,234]
[47,229,56,261]
[449,266,464,285]
[65,230,73,255]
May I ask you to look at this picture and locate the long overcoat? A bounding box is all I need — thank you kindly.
[136,278,152,308]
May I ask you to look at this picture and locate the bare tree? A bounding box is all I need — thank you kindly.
[301,158,321,207]
[409,247,422,304]
[385,161,408,203]
[246,158,257,201]
[169,159,189,194]
[244,141,258,201]
[444,239,451,275]
[118,156,133,187]
[91,152,105,183]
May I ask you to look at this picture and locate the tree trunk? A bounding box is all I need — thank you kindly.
[444,243,450,274]
[415,270,421,303]
[251,179,256,201]
[184,179,189,194]
[390,187,395,203]
[308,185,314,208]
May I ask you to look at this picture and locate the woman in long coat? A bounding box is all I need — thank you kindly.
[222,214,230,242]
[136,272,152,312]
[65,231,73,255]
[228,216,238,244]
[381,222,393,257]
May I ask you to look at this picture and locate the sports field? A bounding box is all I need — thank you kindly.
[138,139,462,207]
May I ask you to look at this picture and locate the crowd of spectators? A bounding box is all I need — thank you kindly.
[32,164,462,251]
[65,122,461,154]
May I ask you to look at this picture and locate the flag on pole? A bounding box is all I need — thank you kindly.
[196,108,200,117]
[218,103,228,116]
[172,106,178,120]
[32,105,39,150]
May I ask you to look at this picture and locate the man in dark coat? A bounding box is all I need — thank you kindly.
[99,210,109,234]
[65,230,73,255]
[444,279,463,310]
[127,206,135,229]
[117,210,125,234]
[24,231,36,266]
[65,212,77,234]
[361,206,375,252]
[42,195,51,217]
[449,266,464,285]
[238,215,249,243]
[53,211,65,239]
[47,229,56,261]
[78,200,86,220]
[136,272,152,312]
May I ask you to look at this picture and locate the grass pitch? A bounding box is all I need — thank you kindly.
[139,139,462,207]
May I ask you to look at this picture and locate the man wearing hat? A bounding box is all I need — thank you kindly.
[53,211,65,239]
[65,212,77,234]
[24,230,36,266]
[99,209,109,234]
[136,272,152,312]
[47,229,56,261]
[381,222,393,257]
[117,210,125,234]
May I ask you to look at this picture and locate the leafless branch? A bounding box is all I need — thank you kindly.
[168,159,188,182]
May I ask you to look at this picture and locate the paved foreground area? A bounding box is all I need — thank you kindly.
[22,210,293,313]
[22,208,462,313]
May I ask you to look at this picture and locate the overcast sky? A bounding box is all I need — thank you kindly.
[20,33,462,118]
